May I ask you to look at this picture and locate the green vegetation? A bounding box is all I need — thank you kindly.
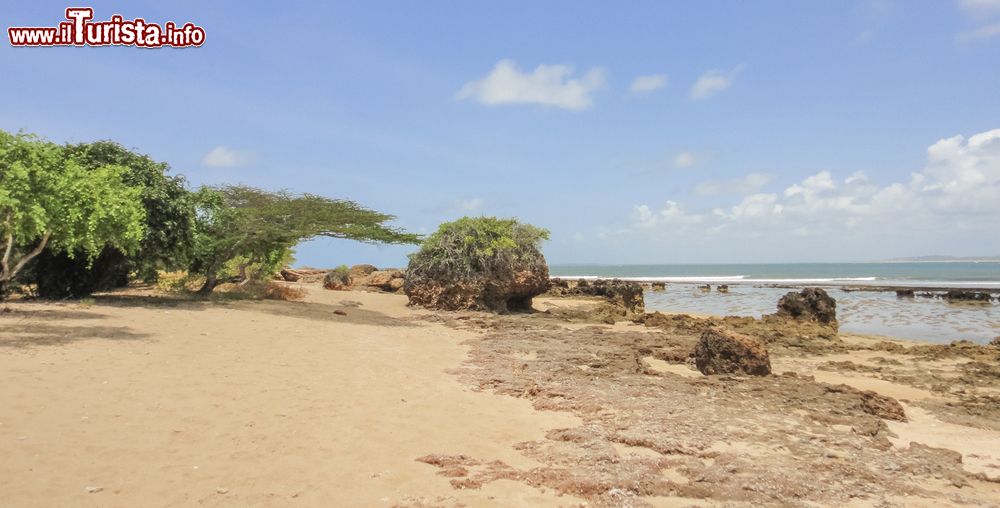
[189,185,419,294]
[0,131,146,297]
[407,216,549,280]
[0,128,418,299]
[33,140,195,297]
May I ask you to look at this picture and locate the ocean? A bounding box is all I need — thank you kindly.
[549,263,1000,344]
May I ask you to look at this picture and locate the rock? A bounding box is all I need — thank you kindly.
[406,265,548,313]
[718,285,729,293]
[859,390,907,421]
[388,277,405,291]
[86,486,103,494]
[775,287,837,328]
[548,278,645,316]
[943,290,993,302]
[692,327,771,376]
[699,284,711,292]
[548,278,570,290]
[895,289,915,298]
[367,270,403,290]
[323,269,350,291]
[280,268,327,284]
[349,264,378,277]
[990,336,1000,347]
[333,310,347,316]
[651,282,666,291]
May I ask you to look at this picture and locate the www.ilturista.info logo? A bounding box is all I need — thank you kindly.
[8,8,205,48]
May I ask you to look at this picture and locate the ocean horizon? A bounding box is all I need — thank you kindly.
[549,262,1000,288]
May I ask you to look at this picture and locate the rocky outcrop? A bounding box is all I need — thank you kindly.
[367,269,405,292]
[279,268,327,284]
[896,289,915,298]
[348,264,378,285]
[775,287,837,328]
[943,290,993,302]
[692,327,772,376]
[547,278,645,316]
[323,269,350,291]
[406,263,549,312]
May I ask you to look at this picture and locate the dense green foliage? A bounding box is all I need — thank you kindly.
[190,185,419,293]
[31,140,195,297]
[407,216,549,279]
[0,130,146,297]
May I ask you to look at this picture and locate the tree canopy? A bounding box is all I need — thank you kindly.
[0,130,146,295]
[190,185,419,293]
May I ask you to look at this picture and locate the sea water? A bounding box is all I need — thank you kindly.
[550,263,1000,344]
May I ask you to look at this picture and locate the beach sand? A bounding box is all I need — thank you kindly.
[1,286,999,506]
[0,288,581,507]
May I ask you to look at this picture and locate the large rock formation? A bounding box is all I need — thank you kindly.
[406,262,549,312]
[775,287,838,328]
[943,290,993,302]
[405,217,551,313]
[692,327,772,376]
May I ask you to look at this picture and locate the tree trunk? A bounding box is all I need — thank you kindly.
[197,273,218,295]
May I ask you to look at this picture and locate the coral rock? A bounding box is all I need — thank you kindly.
[693,327,772,376]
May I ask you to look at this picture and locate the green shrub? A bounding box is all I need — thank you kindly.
[408,217,549,280]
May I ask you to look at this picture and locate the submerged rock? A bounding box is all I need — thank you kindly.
[692,327,772,376]
[895,289,915,298]
[775,287,838,328]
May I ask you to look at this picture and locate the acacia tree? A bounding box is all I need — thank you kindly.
[190,185,419,294]
[0,130,146,297]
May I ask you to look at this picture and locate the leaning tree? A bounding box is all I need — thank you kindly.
[0,130,146,298]
[189,185,419,294]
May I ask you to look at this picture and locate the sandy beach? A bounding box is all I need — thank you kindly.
[2,285,999,507]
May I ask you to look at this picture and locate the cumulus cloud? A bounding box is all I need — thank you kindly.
[456,59,607,111]
[630,74,668,94]
[690,66,743,100]
[674,151,697,169]
[628,128,1000,240]
[201,146,254,168]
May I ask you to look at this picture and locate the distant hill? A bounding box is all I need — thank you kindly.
[878,255,1000,263]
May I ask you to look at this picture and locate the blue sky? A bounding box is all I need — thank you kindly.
[3,1,1000,266]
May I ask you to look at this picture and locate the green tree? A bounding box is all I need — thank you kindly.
[0,130,146,297]
[31,140,195,297]
[190,185,419,294]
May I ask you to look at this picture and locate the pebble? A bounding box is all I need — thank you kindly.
[86,486,103,494]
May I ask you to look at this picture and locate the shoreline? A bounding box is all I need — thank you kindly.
[551,275,1000,293]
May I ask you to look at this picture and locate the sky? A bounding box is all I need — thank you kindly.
[2,0,1000,266]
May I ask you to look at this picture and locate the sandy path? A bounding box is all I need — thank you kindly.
[0,288,581,507]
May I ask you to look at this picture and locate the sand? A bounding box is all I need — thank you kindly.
[2,286,1000,507]
[0,288,581,507]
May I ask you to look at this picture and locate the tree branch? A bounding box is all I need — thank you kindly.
[3,232,51,282]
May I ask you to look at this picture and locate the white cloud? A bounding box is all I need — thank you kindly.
[456,59,607,111]
[630,74,667,94]
[201,146,253,168]
[628,128,1000,240]
[957,22,1000,41]
[690,66,743,100]
[958,0,1000,13]
[674,151,696,168]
